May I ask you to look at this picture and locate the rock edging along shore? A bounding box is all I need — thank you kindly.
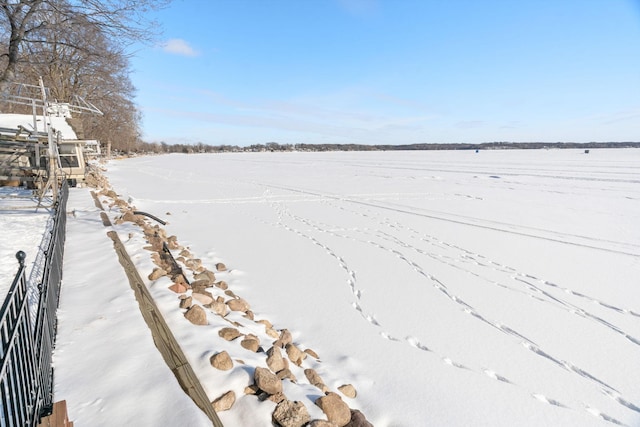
[88,163,373,427]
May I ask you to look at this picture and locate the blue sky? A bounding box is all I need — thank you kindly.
[130,0,640,146]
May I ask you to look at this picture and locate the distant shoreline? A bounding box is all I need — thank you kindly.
[275,141,640,152]
[136,140,640,155]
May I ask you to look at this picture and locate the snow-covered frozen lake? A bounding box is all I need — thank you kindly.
[106,149,640,426]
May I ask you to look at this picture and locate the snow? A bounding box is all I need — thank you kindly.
[53,188,211,425]
[2,148,639,426]
[0,188,53,301]
[0,113,77,139]
[102,149,640,426]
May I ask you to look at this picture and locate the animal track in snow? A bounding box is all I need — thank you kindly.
[380,331,400,342]
[256,188,640,420]
[442,358,468,370]
[406,336,430,352]
[532,393,565,407]
[584,406,627,426]
[602,389,640,414]
[483,369,511,384]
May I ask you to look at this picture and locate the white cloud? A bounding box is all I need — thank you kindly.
[161,39,200,57]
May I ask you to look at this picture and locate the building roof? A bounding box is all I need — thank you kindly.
[0,113,77,140]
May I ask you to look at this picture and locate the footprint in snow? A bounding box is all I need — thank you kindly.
[584,406,627,426]
[406,336,430,352]
[380,331,399,342]
[365,314,380,326]
[532,394,565,407]
[483,369,511,384]
[442,358,468,370]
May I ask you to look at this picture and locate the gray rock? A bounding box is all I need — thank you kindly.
[212,390,235,412]
[179,296,192,309]
[184,305,207,325]
[194,269,216,285]
[254,367,282,395]
[315,393,351,427]
[241,336,261,352]
[285,343,306,366]
[272,400,310,427]
[304,369,328,393]
[227,297,250,312]
[210,351,233,370]
[338,384,357,399]
[267,346,287,373]
[218,327,242,341]
[206,300,228,316]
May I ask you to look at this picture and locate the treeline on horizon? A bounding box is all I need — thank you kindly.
[133,140,640,154]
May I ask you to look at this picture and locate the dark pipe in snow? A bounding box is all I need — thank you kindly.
[133,211,166,225]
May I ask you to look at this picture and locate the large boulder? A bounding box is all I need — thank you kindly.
[338,384,357,399]
[184,258,202,271]
[168,282,188,294]
[210,351,233,370]
[254,367,282,395]
[192,292,213,306]
[148,267,167,281]
[206,300,228,316]
[241,336,261,352]
[194,269,216,285]
[190,279,211,294]
[179,296,192,309]
[285,343,306,366]
[218,327,242,341]
[272,400,310,427]
[315,393,351,427]
[212,390,235,412]
[304,369,328,393]
[227,297,250,312]
[274,329,293,348]
[304,348,320,360]
[184,305,207,325]
[214,280,228,290]
[267,346,288,373]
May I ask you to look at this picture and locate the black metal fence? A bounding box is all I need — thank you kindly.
[0,180,68,427]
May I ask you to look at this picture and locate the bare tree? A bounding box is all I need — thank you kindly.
[0,0,168,88]
[0,0,170,152]
[16,15,144,151]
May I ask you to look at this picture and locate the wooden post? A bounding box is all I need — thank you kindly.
[37,400,74,427]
